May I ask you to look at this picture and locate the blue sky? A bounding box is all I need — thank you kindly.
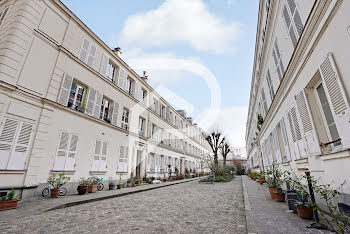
[61,0,259,147]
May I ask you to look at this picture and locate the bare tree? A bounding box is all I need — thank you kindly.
[220,143,231,167]
[205,128,225,165]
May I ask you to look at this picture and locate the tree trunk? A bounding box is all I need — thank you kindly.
[223,156,226,167]
[214,153,218,165]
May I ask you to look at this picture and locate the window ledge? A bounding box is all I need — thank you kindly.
[281,162,290,166]
[90,171,107,175]
[320,148,350,161]
[294,158,308,164]
[51,170,75,175]
[115,171,128,174]
[0,170,26,174]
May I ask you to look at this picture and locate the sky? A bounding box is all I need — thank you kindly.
[61,0,259,148]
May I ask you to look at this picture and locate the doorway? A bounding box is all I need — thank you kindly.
[136,150,142,179]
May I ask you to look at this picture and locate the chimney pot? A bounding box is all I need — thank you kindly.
[113,47,122,57]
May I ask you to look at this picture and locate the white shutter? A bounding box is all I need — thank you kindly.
[118,68,126,89]
[293,9,303,37]
[92,140,101,171]
[0,119,19,169]
[272,129,282,164]
[58,74,73,106]
[79,38,90,62]
[118,146,124,172]
[295,91,321,155]
[85,88,97,115]
[100,54,109,76]
[280,118,291,161]
[87,44,97,67]
[65,134,78,171]
[148,121,152,138]
[100,141,107,171]
[93,92,103,118]
[111,101,119,126]
[124,147,129,172]
[54,132,69,171]
[319,53,350,148]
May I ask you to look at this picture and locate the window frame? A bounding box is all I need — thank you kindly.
[121,108,129,130]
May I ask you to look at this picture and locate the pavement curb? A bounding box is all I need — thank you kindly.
[242,176,257,234]
[46,178,199,212]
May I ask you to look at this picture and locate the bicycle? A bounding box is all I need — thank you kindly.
[42,182,67,197]
[97,178,104,191]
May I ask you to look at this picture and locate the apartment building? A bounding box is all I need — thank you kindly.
[246,0,350,203]
[0,0,210,198]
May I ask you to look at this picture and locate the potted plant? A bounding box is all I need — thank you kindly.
[265,166,281,199]
[295,191,313,220]
[77,177,89,195]
[117,174,123,189]
[274,187,285,202]
[168,164,172,180]
[0,189,18,211]
[127,178,132,187]
[88,176,99,193]
[108,178,115,190]
[285,171,298,212]
[47,173,70,198]
[131,181,136,187]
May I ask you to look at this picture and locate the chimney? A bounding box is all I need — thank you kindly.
[141,71,148,82]
[113,47,122,57]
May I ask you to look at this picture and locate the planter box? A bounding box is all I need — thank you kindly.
[0,200,18,211]
[88,184,98,193]
[296,205,313,220]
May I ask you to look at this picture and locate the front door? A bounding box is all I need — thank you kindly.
[136,150,142,178]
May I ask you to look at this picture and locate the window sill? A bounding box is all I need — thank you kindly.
[320,148,350,161]
[90,171,107,175]
[0,169,26,174]
[115,171,128,174]
[294,158,308,164]
[51,170,75,175]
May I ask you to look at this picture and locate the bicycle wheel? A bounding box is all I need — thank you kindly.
[59,188,67,196]
[97,183,104,191]
[42,188,49,197]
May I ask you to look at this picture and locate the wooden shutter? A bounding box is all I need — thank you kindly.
[100,141,107,171]
[282,6,291,29]
[261,88,268,116]
[100,54,109,76]
[118,68,126,89]
[166,107,170,121]
[79,38,90,62]
[280,118,291,161]
[87,44,97,67]
[64,134,78,171]
[92,140,101,171]
[293,9,303,37]
[295,91,320,155]
[58,74,73,106]
[111,101,119,126]
[85,88,97,115]
[93,92,103,118]
[319,53,350,148]
[118,146,124,172]
[272,129,282,164]
[54,132,69,171]
[124,147,129,172]
[266,70,274,100]
[0,119,19,169]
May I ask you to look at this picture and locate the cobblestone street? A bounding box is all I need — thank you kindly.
[0,178,246,233]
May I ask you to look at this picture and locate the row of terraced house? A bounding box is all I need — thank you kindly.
[246,0,350,204]
[0,0,211,198]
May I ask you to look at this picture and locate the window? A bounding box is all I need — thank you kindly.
[138,117,145,136]
[0,118,34,170]
[79,38,97,67]
[316,83,341,146]
[67,81,86,111]
[0,7,9,27]
[126,77,134,96]
[100,97,112,123]
[272,39,285,81]
[266,70,275,100]
[106,62,117,82]
[282,0,304,48]
[142,88,147,105]
[161,105,166,118]
[118,146,129,172]
[53,132,78,171]
[148,153,155,172]
[91,140,107,172]
[121,108,129,130]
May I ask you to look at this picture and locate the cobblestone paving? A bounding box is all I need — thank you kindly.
[0,177,246,233]
[242,176,330,234]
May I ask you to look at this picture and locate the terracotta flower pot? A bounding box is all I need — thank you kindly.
[274,192,285,202]
[131,184,136,187]
[77,185,88,195]
[117,184,122,189]
[296,205,314,220]
[268,188,276,199]
[88,184,98,193]
[0,200,18,211]
[163,179,167,182]
[50,188,60,198]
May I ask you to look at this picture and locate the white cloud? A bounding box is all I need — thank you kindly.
[197,106,248,148]
[119,0,241,54]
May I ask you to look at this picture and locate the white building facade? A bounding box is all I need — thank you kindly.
[246,0,350,203]
[0,0,210,198]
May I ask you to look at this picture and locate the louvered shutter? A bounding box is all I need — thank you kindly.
[100,141,107,171]
[118,146,124,172]
[148,121,151,138]
[111,101,119,126]
[319,53,350,148]
[261,88,268,116]
[295,91,320,155]
[85,88,97,115]
[283,6,291,29]
[79,38,90,62]
[87,44,97,67]
[266,70,274,100]
[100,54,109,76]
[65,134,78,171]
[118,68,126,89]
[54,132,69,170]
[0,119,19,169]
[93,92,103,118]
[272,129,282,164]
[267,136,273,165]
[92,140,101,171]
[166,107,170,121]
[293,9,303,37]
[124,147,129,172]
[58,74,73,106]
[280,118,291,161]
